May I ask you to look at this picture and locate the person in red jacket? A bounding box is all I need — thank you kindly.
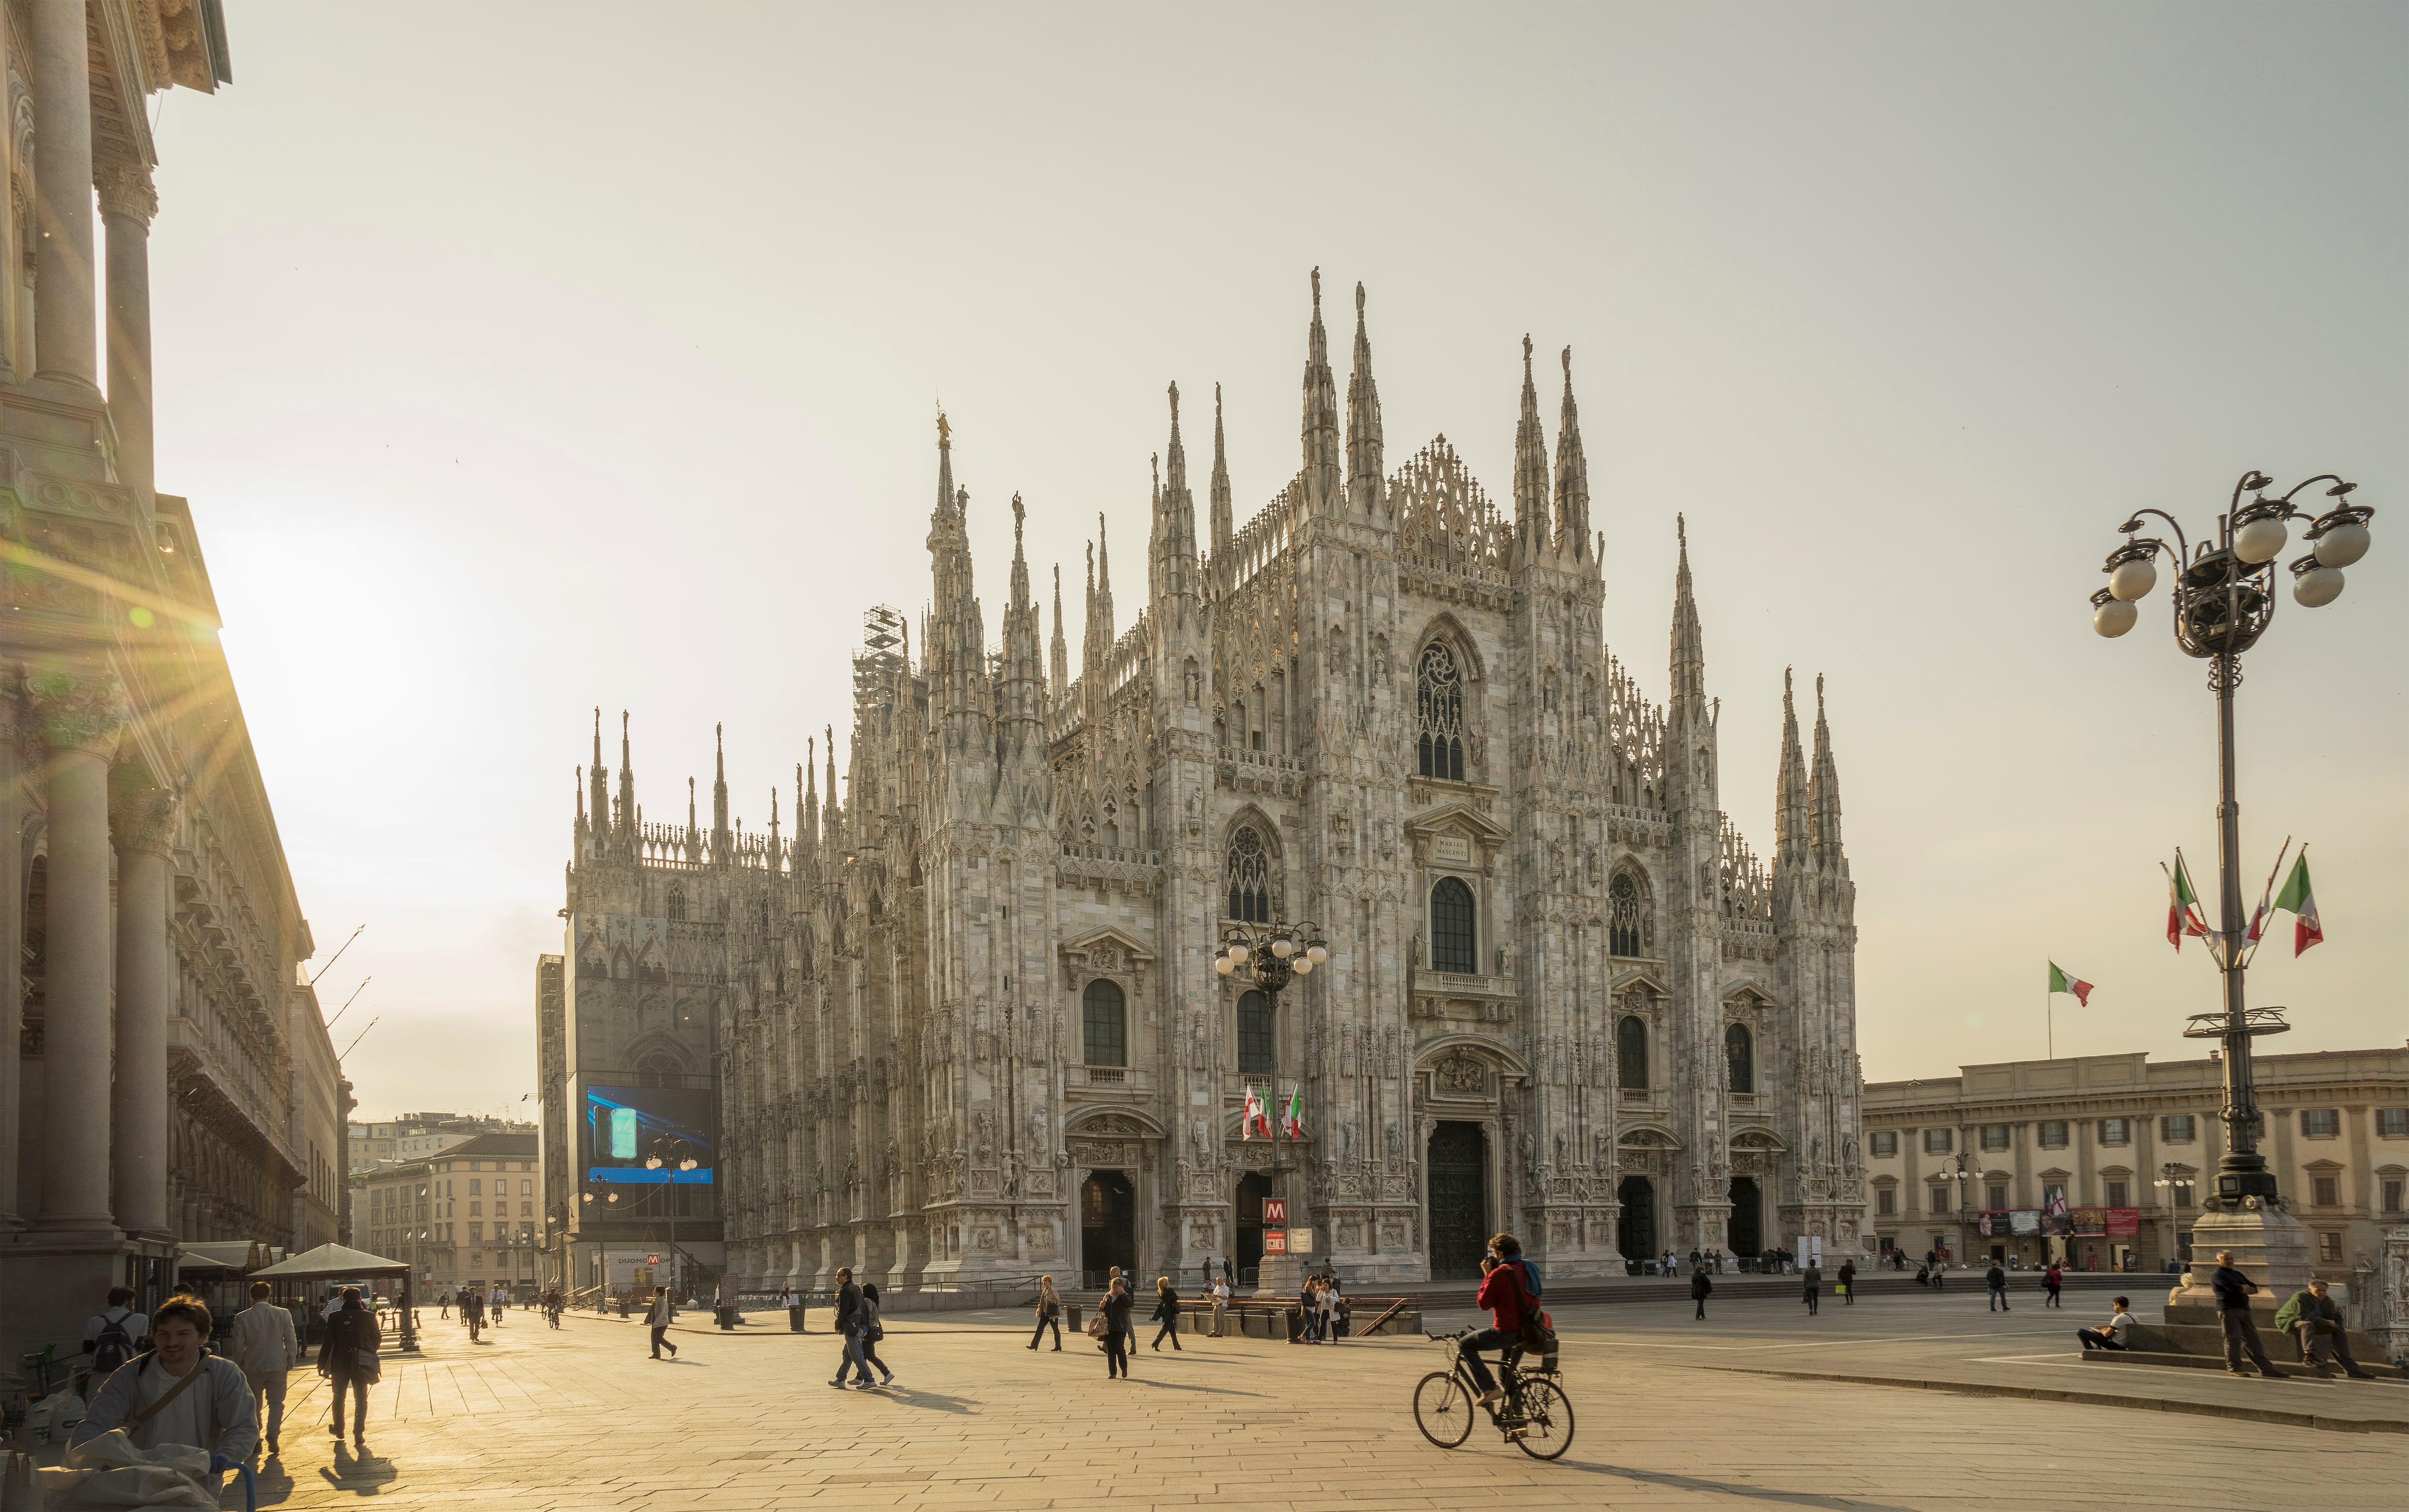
[1459,1232,1534,1406]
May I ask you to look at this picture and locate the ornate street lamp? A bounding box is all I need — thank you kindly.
[1211,919,1327,1290]
[2090,470,2373,1211]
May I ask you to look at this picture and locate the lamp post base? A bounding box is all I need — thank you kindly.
[2166,1204,2314,1328]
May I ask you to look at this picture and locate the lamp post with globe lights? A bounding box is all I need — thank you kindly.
[2089,469,2371,1307]
[1212,920,1326,1293]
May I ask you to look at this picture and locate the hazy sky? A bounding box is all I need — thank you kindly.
[146,3,2404,1119]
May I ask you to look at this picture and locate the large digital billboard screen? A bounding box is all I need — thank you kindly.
[584,1084,716,1184]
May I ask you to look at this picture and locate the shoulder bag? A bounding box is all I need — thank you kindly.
[123,1356,211,1436]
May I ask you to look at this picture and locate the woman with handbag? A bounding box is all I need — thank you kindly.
[320,1288,382,1446]
[1099,1277,1134,1379]
[856,1284,897,1386]
[1028,1276,1063,1351]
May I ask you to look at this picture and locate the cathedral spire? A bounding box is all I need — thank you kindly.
[1001,492,1046,734]
[1809,674,1845,867]
[823,723,840,849]
[1299,267,1341,515]
[712,722,731,859]
[1050,563,1069,699]
[1554,344,1590,557]
[1671,515,1705,702]
[588,708,609,844]
[1209,381,1232,556]
[1084,514,1114,676]
[1345,281,1385,515]
[1776,667,1810,865]
[1152,381,1198,602]
[797,749,817,873]
[767,784,781,871]
[1512,335,1549,554]
[616,710,635,845]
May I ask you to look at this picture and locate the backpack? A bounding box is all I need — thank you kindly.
[91,1312,137,1377]
[1502,1262,1557,1367]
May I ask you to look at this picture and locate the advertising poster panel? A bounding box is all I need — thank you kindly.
[584,1083,717,1184]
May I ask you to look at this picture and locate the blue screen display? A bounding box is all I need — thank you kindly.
[583,1084,716,1183]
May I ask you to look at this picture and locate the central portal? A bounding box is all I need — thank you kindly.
[1426,1121,1489,1281]
[1233,1172,1271,1287]
[1727,1176,1762,1259]
[1080,1170,1135,1288]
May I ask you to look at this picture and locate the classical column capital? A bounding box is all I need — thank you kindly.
[24,665,127,755]
[109,779,178,855]
[96,161,157,226]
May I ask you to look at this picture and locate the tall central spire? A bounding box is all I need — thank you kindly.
[588,708,610,843]
[1554,345,1590,557]
[1209,382,1233,556]
[1512,335,1549,552]
[1671,515,1705,703]
[1345,280,1384,515]
[712,721,730,857]
[1809,675,1845,867]
[1152,381,1198,601]
[1776,668,1810,864]
[1300,267,1341,514]
[1049,563,1068,699]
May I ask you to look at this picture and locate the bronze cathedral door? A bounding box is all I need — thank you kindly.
[1426,1122,1488,1280]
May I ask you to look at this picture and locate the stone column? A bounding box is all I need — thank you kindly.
[27,668,126,1230]
[111,782,177,1238]
[28,0,98,391]
[99,165,158,499]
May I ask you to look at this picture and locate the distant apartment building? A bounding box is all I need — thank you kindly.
[349,1131,545,1299]
[349,1114,534,1174]
[1864,1046,2409,1277]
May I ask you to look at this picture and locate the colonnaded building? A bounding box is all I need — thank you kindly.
[541,274,1867,1294]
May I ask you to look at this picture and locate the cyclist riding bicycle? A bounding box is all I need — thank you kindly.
[1459,1232,1538,1407]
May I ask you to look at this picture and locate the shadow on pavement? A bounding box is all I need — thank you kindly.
[1560,1459,1919,1512]
[878,1388,979,1414]
[317,1444,400,1495]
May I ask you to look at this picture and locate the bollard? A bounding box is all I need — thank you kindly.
[789,1303,807,1333]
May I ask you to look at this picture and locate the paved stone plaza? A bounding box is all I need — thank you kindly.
[165,1290,2409,1512]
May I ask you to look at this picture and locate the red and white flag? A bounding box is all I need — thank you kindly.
[2272,850,2322,956]
[2164,853,2211,950]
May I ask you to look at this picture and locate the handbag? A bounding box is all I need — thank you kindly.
[1085,1312,1109,1338]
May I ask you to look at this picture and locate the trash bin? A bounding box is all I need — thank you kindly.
[788,1304,807,1332]
[1284,1306,1303,1342]
[717,1305,737,1330]
[1065,1303,1083,1335]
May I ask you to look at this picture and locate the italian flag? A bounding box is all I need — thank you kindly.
[2165,853,2211,950]
[2047,961,2094,1006]
[2273,851,2323,956]
[1242,1085,1273,1140]
[1281,1089,1307,1140]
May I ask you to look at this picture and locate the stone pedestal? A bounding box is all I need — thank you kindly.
[1253,1250,1302,1298]
[2165,1204,2314,1328]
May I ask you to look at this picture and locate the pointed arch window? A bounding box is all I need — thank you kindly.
[1430,877,1476,973]
[1617,1014,1650,1090]
[1226,825,1271,923]
[665,885,687,922]
[1083,979,1127,1068]
[1237,990,1274,1075]
[1609,871,1647,958]
[1726,1022,1754,1094]
[1416,641,1466,780]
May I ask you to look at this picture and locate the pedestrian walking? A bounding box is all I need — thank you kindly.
[1028,1275,1064,1350]
[1101,1277,1135,1380]
[74,1295,258,1494]
[1150,1276,1184,1352]
[1931,1260,1947,1291]
[1986,1262,2011,1312]
[1315,1277,1338,1342]
[1660,1248,1674,1277]
[828,1267,874,1387]
[856,1283,896,1386]
[1210,1274,1231,1337]
[1838,1259,1856,1305]
[2077,1295,2136,1351]
[2044,1262,2064,1308]
[489,1283,506,1328]
[79,1285,145,1398]
[647,1286,678,1359]
[438,1289,452,1320]
[318,1288,382,1447]
[2208,1249,2287,1379]
[1691,1262,1712,1320]
[1802,1261,1822,1315]
[228,1280,299,1457]
[2275,1279,2374,1379]
[464,1286,485,1342]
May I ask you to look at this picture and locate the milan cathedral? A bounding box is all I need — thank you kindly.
[547,272,1867,1292]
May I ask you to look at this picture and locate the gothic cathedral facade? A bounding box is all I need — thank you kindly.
[551,273,1866,1292]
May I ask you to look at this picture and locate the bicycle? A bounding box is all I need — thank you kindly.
[1413,1328,1574,1459]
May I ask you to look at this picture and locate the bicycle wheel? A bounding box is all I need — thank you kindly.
[1510,1377,1574,1460]
[1412,1370,1476,1447]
